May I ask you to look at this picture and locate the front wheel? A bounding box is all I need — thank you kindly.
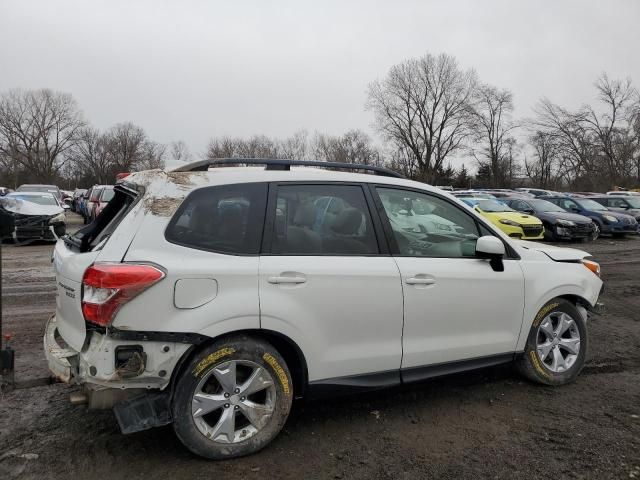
[516,298,587,385]
[172,335,293,459]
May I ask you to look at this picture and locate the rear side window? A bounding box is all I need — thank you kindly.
[166,183,267,255]
[270,184,379,255]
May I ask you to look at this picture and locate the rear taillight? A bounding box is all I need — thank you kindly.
[81,263,165,327]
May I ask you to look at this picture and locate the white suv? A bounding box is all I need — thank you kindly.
[45,159,604,459]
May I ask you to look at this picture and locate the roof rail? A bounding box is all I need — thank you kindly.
[171,158,405,178]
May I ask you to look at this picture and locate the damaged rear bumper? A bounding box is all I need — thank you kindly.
[44,314,191,409]
[43,315,78,383]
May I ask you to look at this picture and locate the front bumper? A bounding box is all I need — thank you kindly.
[554,222,595,239]
[501,223,545,240]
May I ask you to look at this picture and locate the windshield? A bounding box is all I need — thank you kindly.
[8,194,58,206]
[476,200,514,212]
[530,199,566,212]
[623,197,640,208]
[576,199,607,211]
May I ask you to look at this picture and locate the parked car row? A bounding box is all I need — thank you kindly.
[73,185,115,223]
[453,189,640,242]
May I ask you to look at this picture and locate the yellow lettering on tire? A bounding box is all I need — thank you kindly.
[193,348,235,377]
[263,353,291,395]
[530,351,550,378]
[533,302,559,327]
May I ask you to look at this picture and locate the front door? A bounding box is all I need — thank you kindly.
[373,186,525,377]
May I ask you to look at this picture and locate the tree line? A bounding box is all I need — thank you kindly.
[1,52,639,190]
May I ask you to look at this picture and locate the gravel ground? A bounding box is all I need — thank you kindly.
[1,215,639,479]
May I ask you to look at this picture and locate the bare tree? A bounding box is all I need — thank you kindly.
[66,127,112,184]
[530,74,640,189]
[0,89,85,181]
[280,130,309,160]
[366,53,477,182]
[470,84,518,187]
[312,130,383,165]
[138,141,166,170]
[582,74,639,183]
[103,122,148,172]
[525,131,562,188]
[206,135,281,159]
[169,140,193,163]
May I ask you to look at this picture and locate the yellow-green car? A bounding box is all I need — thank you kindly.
[460,198,545,240]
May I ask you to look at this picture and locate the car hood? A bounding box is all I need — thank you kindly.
[603,210,637,221]
[515,240,590,261]
[536,211,592,223]
[0,197,63,216]
[481,211,541,225]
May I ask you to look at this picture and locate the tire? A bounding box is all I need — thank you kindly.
[516,298,587,386]
[172,335,293,460]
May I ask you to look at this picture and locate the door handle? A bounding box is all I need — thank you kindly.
[405,277,435,285]
[268,276,307,284]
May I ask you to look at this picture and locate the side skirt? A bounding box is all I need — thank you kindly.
[401,352,516,384]
[307,352,516,399]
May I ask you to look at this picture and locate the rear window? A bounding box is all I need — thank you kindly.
[165,183,268,255]
[67,186,138,252]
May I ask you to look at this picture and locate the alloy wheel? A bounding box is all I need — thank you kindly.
[191,360,277,443]
[536,312,581,373]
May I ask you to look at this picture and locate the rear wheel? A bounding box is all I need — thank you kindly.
[172,335,293,459]
[517,298,587,385]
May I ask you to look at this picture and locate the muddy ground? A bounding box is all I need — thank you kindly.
[1,214,639,479]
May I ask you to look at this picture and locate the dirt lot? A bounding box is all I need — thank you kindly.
[1,215,639,479]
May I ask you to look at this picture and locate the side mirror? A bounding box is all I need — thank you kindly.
[476,236,505,272]
[63,204,71,210]
[522,209,534,215]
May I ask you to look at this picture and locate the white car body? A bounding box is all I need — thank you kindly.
[45,165,603,416]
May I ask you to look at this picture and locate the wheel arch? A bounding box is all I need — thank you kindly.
[517,290,596,351]
[168,329,309,400]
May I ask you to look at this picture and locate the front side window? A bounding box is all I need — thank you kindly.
[376,187,481,258]
[166,183,267,254]
[271,184,378,255]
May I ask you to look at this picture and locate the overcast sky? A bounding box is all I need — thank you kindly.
[1,0,639,158]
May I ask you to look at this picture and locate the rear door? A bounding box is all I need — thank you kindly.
[372,186,525,376]
[259,183,403,386]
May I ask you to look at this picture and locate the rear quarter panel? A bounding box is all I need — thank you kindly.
[117,213,260,338]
